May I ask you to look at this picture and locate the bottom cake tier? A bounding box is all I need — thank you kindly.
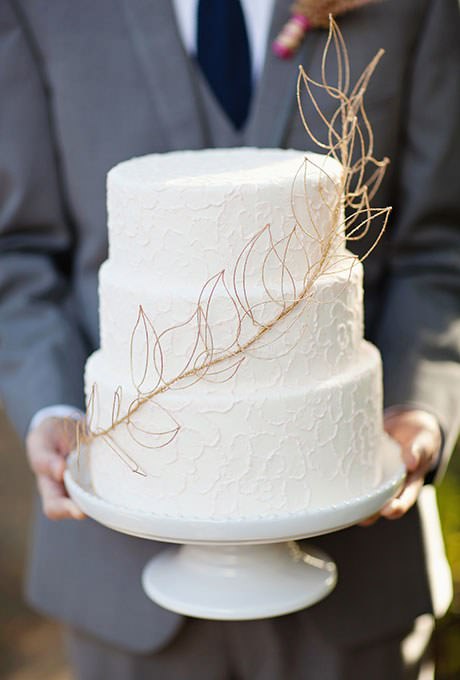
[83,341,384,519]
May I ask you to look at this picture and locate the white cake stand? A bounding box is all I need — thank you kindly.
[64,435,405,620]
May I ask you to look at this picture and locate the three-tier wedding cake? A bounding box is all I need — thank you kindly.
[84,147,385,519]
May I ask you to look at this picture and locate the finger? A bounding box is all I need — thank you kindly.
[28,445,67,482]
[358,512,381,527]
[38,417,79,456]
[54,417,80,455]
[380,474,424,520]
[400,436,432,473]
[45,497,86,520]
[390,422,439,473]
[37,475,86,520]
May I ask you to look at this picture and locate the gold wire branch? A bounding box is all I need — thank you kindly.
[77,17,391,471]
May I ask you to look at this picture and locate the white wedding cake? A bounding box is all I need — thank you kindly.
[84,147,386,519]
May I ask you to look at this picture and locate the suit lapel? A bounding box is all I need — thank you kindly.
[121,0,206,150]
[121,0,321,151]
[244,0,322,148]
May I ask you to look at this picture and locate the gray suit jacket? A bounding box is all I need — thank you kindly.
[1,0,459,654]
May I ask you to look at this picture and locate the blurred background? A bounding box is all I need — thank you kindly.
[1,407,459,680]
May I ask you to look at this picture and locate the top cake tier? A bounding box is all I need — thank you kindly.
[107,148,345,290]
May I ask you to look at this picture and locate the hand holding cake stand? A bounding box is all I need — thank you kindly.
[64,435,405,621]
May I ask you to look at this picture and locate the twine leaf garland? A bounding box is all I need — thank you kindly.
[76,18,391,475]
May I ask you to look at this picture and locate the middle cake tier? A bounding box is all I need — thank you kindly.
[98,256,364,390]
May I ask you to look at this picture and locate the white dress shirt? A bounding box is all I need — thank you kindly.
[172,0,275,83]
[29,0,276,432]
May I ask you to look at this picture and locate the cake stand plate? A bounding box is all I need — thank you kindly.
[64,435,405,620]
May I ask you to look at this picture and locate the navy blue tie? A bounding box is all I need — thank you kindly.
[197,0,252,130]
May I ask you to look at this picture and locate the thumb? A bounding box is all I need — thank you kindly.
[400,429,437,473]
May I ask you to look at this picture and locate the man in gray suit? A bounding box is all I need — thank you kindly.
[1,0,459,678]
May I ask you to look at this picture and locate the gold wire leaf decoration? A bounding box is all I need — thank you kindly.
[130,305,164,395]
[100,432,147,476]
[111,385,122,425]
[126,398,181,450]
[80,17,391,473]
[154,304,209,388]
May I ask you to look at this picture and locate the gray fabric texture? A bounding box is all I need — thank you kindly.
[0,0,459,655]
[64,613,435,680]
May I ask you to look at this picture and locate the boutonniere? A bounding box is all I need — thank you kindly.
[273,0,379,59]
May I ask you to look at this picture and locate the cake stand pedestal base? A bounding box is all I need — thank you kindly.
[142,543,336,620]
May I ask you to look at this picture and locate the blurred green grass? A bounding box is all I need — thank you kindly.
[434,442,460,678]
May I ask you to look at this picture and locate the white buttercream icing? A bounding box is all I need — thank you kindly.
[85,148,384,519]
